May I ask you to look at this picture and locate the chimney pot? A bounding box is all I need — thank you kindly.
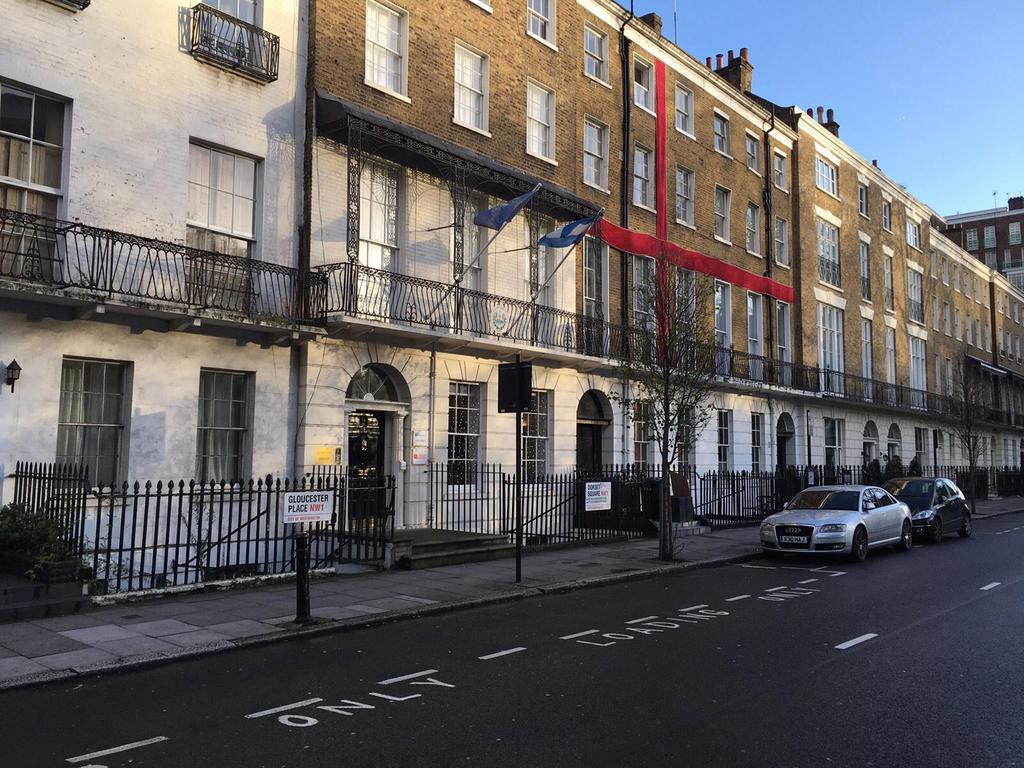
[806,107,813,116]
[872,159,878,168]
[827,108,835,122]
[1009,196,1024,211]
[728,49,735,62]
[816,106,824,123]
[740,47,749,61]
[716,53,724,69]
[705,56,712,69]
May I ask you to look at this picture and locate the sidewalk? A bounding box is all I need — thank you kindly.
[0,528,762,691]
[968,496,1024,518]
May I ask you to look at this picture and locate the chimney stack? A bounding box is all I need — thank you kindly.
[717,46,754,93]
[1009,196,1024,211]
[824,107,840,137]
[638,12,662,36]
[715,53,724,69]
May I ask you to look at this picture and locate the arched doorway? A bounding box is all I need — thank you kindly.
[862,421,879,465]
[887,423,902,462]
[776,412,796,470]
[576,390,612,475]
[345,364,410,480]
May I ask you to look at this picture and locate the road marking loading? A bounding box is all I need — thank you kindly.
[625,615,659,624]
[725,595,750,602]
[378,669,439,685]
[764,586,788,592]
[741,564,777,570]
[66,737,169,764]
[561,630,598,643]
[245,698,324,719]
[835,633,878,650]
[980,582,1001,591]
[680,604,708,612]
[798,579,818,584]
[479,647,526,660]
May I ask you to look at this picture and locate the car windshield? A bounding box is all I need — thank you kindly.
[787,490,861,511]
[885,479,933,497]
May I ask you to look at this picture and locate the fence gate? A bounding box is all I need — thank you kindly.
[12,461,90,557]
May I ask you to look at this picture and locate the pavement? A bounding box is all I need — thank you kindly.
[0,495,1020,693]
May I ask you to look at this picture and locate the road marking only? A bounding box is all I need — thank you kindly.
[725,595,750,602]
[560,629,599,640]
[479,647,526,660]
[378,669,439,685]
[625,615,659,624]
[835,633,878,650]
[245,699,324,719]
[980,582,1001,591]
[66,736,169,764]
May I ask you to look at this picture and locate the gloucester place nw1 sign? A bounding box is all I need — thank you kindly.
[283,490,335,524]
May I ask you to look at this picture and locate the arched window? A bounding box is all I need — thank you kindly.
[347,365,399,402]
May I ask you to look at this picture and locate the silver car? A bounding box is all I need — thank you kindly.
[760,485,913,562]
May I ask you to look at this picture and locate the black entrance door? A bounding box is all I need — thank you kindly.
[577,423,603,476]
[348,411,386,480]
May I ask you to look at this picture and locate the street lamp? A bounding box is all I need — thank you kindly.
[5,359,20,393]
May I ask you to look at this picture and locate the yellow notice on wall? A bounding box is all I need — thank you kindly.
[314,446,340,465]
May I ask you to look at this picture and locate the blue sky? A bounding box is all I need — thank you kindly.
[643,0,1024,215]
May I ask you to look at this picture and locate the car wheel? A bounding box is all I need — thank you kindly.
[930,518,943,545]
[895,520,912,552]
[959,515,973,539]
[850,526,868,563]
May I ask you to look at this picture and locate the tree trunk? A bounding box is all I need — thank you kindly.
[659,414,672,561]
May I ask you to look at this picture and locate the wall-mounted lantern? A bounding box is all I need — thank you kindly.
[5,359,21,393]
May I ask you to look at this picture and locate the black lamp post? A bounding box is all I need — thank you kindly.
[5,359,21,393]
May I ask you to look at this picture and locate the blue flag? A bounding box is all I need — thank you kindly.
[538,213,601,248]
[473,185,539,230]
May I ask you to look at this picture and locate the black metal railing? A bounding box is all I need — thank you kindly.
[908,298,924,323]
[861,275,871,301]
[189,3,280,83]
[11,463,394,594]
[0,207,314,324]
[47,0,91,9]
[819,256,841,286]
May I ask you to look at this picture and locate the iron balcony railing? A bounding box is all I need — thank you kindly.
[0,207,314,324]
[908,298,924,323]
[189,3,280,83]
[861,275,871,301]
[818,256,841,286]
[47,0,91,9]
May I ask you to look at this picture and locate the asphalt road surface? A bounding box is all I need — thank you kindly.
[4,513,1024,768]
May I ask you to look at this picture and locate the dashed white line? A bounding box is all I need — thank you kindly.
[66,737,169,764]
[679,604,708,612]
[764,586,788,592]
[835,633,878,650]
[741,564,777,570]
[560,629,599,640]
[245,699,324,719]
[798,578,818,584]
[725,594,750,602]
[378,669,439,686]
[980,582,1001,591]
[479,647,526,660]
[625,615,659,624]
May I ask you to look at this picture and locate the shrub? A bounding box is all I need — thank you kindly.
[907,456,923,477]
[883,455,905,480]
[0,504,67,579]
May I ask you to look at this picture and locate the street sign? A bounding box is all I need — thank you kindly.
[584,481,612,511]
[498,360,532,413]
[283,490,334,524]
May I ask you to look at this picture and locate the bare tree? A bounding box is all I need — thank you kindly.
[950,347,988,516]
[613,262,719,561]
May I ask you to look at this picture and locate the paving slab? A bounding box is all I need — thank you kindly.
[94,635,180,657]
[33,647,118,671]
[205,619,284,640]
[161,629,234,649]
[59,624,142,645]
[117,618,201,637]
[0,656,49,681]
[4,633,89,659]
[29,614,108,633]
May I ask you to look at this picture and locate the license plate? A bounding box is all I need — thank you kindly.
[780,535,807,544]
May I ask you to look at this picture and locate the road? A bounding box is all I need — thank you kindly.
[3,513,1024,768]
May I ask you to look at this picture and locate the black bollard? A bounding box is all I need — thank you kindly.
[294,530,311,624]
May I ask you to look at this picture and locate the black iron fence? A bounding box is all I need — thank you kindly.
[0,207,313,323]
[427,464,656,548]
[11,463,394,594]
[190,2,280,83]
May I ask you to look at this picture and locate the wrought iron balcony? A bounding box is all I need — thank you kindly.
[189,3,280,84]
[43,0,90,9]
[818,256,841,286]
[0,207,312,324]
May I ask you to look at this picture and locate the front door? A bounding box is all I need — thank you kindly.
[576,424,603,476]
[348,410,386,480]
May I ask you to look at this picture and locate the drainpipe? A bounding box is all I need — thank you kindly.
[426,345,436,527]
[618,2,634,468]
[762,111,777,365]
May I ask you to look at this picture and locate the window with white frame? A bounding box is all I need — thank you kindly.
[776,301,791,363]
[583,236,604,321]
[633,144,653,208]
[966,228,979,250]
[858,184,869,216]
[747,292,764,379]
[454,44,488,132]
[861,318,873,381]
[907,269,924,323]
[860,242,871,300]
[815,156,838,196]
[954,265,960,292]
[717,409,732,471]
[522,390,550,481]
[884,255,894,310]
[583,24,607,82]
[633,56,653,111]
[0,83,65,217]
[929,250,936,278]
[527,0,554,44]
[906,219,921,250]
[57,358,129,487]
[914,427,928,466]
[818,303,845,392]
[196,369,251,482]
[633,401,652,468]
[454,193,485,290]
[984,225,996,249]
[824,418,844,468]
[675,166,694,225]
[365,0,406,96]
[955,308,962,339]
[746,203,760,254]
[714,280,731,350]
[882,200,892,230]
[909,336,927,405]
[582,117,608,190]
[675,84,693,135]
[1010,222,1022,245]
[943,301,951,335]
[187,142,256,258]
[447,381,481,485]
[751,413,763,473]
[773,152,787,190]
[632,254,654,328]
[358,159,400,270]
[713,112,730,155]
[885,327,896,385]
[941,257,948,284]
[932,296,938,330]
[816,218,840,285]
[945,358,953,396]
[745,133,759,172]
[714,186,731,240]
[205,0,256,23]
[775,217,789,266]
[526,81,555,160]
